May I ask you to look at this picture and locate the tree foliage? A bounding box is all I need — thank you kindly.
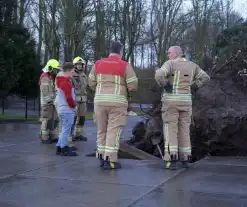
[215,22,247,59]
[0,0,246,102]
[0,0,40,99]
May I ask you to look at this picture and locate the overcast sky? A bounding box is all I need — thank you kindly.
[234,0,247,18]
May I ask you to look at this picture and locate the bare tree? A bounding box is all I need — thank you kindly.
[150,0,183,65]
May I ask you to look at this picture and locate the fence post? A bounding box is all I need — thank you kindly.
[33,99,35,111]
[25,96,28,120]
[2,98,4,115]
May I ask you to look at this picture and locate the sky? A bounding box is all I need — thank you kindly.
[234,0,247,18]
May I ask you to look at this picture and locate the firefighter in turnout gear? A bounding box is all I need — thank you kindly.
[39,59,61,144]
[155,46,210,170]
[88,41,138,170]
[71,56,88,142]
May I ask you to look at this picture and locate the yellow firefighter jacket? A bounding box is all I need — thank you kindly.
[71,71,88,102]
[155,57,210,105]
[39,72,56,107]
[88,55,138,107]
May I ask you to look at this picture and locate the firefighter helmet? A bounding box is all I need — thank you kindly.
[73,56,85,65]
[45,59,61,72]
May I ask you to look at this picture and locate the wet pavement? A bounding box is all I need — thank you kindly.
[0,120,247,207]
[134,156,247,207]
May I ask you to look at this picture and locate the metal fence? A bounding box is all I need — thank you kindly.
[0,96,40,120]
[0,95,95,120]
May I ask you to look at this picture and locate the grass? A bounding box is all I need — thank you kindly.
[0,114,39,121]
[135,111,144,115]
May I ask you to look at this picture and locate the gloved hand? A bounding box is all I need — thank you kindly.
[47,101,53,105]
[191,83,198,91]
[164,83,173,93]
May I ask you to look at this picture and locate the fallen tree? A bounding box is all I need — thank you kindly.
[127,50,247,162]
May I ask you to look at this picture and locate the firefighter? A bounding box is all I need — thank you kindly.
[88,41,138,169]
[39,59,61,144]
[155,46,210,170]
[71,56,88,142]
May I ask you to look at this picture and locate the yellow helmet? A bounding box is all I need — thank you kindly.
[45,59,61,72]
[73,56,85,65]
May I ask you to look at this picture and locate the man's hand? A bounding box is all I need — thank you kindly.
[127,103,132,112]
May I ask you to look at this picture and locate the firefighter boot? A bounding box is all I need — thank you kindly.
[51,119,59,143]
[68,136,78,151]
[96,152,104,167]
[52,138,59,143]
[73,116,88,142]
[181,161,189,168]
[40,132,53,144]
[181,155,191,168]
[71,146,78,151]
[103,156,122,170]
[60,146,78,156]
[164,155,178,170]
[56,146,61,155]
[41,139,52,144]
[73,135,88,142]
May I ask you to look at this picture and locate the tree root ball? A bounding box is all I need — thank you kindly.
[127,70,247,162]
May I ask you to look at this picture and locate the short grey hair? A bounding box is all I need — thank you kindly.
[169,46,183,56]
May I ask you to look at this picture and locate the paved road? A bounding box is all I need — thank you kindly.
[0,120,246,207]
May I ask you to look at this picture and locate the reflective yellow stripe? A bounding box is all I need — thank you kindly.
[41,131,49,135]
[164,123,169,153]
[190,70,194,84]
[110,162,115,168]
[89,73,95,80]
[115,128,122,150]
[97,145,105,150]
[43,96,52,103]
[114,75,121,95]
[94,94,128,105]
[179,146,191,153]
[176,71,180,93]
[98,129,123,153]
[195,70,204,79]
[164,93,192,101]
[166,161,171,168]
[105,147,118,153]
[96,74,102,94]
[126,76,138,84]
[160,66,169,76]
[169,145,178,152]
[97,145,105,153]
[172,71,180,94]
